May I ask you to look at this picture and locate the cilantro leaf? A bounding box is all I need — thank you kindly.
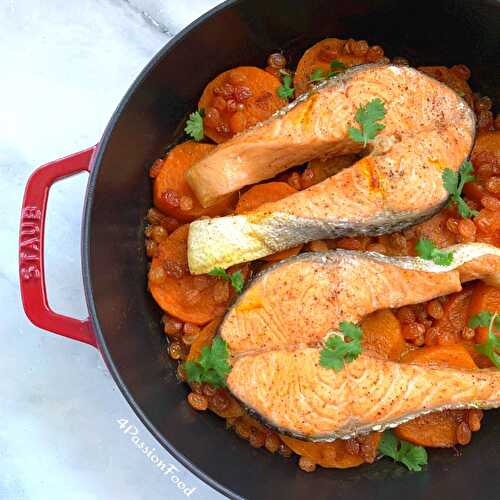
[378,430,399,460]
[277,74,294,100]
[229,272,245,294]
[319,322,363,372]
[442,161,478,219]
[185,109,204,141]
[330,60,347,70]
[398,440,428,472]
[328,59,347,77]
[468,311,499,329]
[348,98,386,146]
[309,68,326,82]
[184,337,231,388]
[415,239,454,266]
[379,431,428,472]
[469,311,500,367]
[208,267,245,294]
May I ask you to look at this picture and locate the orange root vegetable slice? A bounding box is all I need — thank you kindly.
[187,318,220,361]
[468,282,500,344]
[294,38,382,96]
[153,142,236,221]
[400,343,478,369]
[395,344,478,447]
[361,309,408,361]
[149,225,248,324]
[235,182,297,214]
[198,66,284,143]
[235,182,303,261]
[394,410,471,448]
[280,434,381,469]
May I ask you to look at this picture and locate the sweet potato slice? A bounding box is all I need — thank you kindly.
[187,318,220,361]
[361,309,408,361]
[468,282,500,344]
[235,182,303,261]
[280,434,381,469]
[153,142,236,221]
[395,344,478,447]
[400,343,478,369]
[198,66,284,143]
[149,225,248,324]
[294,38,383,96]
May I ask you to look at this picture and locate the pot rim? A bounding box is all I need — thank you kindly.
[81,1,242,498]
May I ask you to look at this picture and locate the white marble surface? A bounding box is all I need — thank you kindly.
[0,1,226,499]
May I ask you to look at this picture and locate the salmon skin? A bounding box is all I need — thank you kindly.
[220,243,500,356]
[187,64,475,274]
[227,350,500,441]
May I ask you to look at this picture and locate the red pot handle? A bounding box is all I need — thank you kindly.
[19,146,98,348]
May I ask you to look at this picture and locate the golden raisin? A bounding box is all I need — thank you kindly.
[462,326,475,341]
[267,52,287,69]
[397,306,416,324]
[249,428,266,448]
[426,300,444,320]
[457,218,476,242]
[264,434,281,453]
[164,317,183,336]
[145,239,158,258]
[467,410,483,432]
[486,177,500,195]
[456,421,472,445]
[168,341,184,360]
[278,443,293,458]
[187,392,208,411]
[298,456,317,472]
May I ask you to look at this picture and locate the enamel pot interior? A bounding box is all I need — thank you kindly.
[83,0,500,498]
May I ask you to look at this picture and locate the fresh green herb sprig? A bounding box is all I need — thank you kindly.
[208,267,245,294]
[415,239,454,266]
[469,311,500,367]
[310,60,348,82]
[184,337,231,387]
[185,109,204,141]
[379,431,428,472]
[308,60,347,83]
[348,98,386,146]
[442,160,478,219]
[308,68,326,83]
[319,322,363,372]
[277,73,294,100]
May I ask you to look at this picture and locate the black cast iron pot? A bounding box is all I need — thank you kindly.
[19,0,500,498]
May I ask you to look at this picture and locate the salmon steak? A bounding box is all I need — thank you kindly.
[221,243,500,355]
[221,243,500,439]
[227,350,500,441]
[186,64,475,274]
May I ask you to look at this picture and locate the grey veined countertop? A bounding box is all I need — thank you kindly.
[1,1,226,499]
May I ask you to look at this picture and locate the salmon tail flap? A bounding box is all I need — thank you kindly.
[219,244,500,440]
[186,64,475,274]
